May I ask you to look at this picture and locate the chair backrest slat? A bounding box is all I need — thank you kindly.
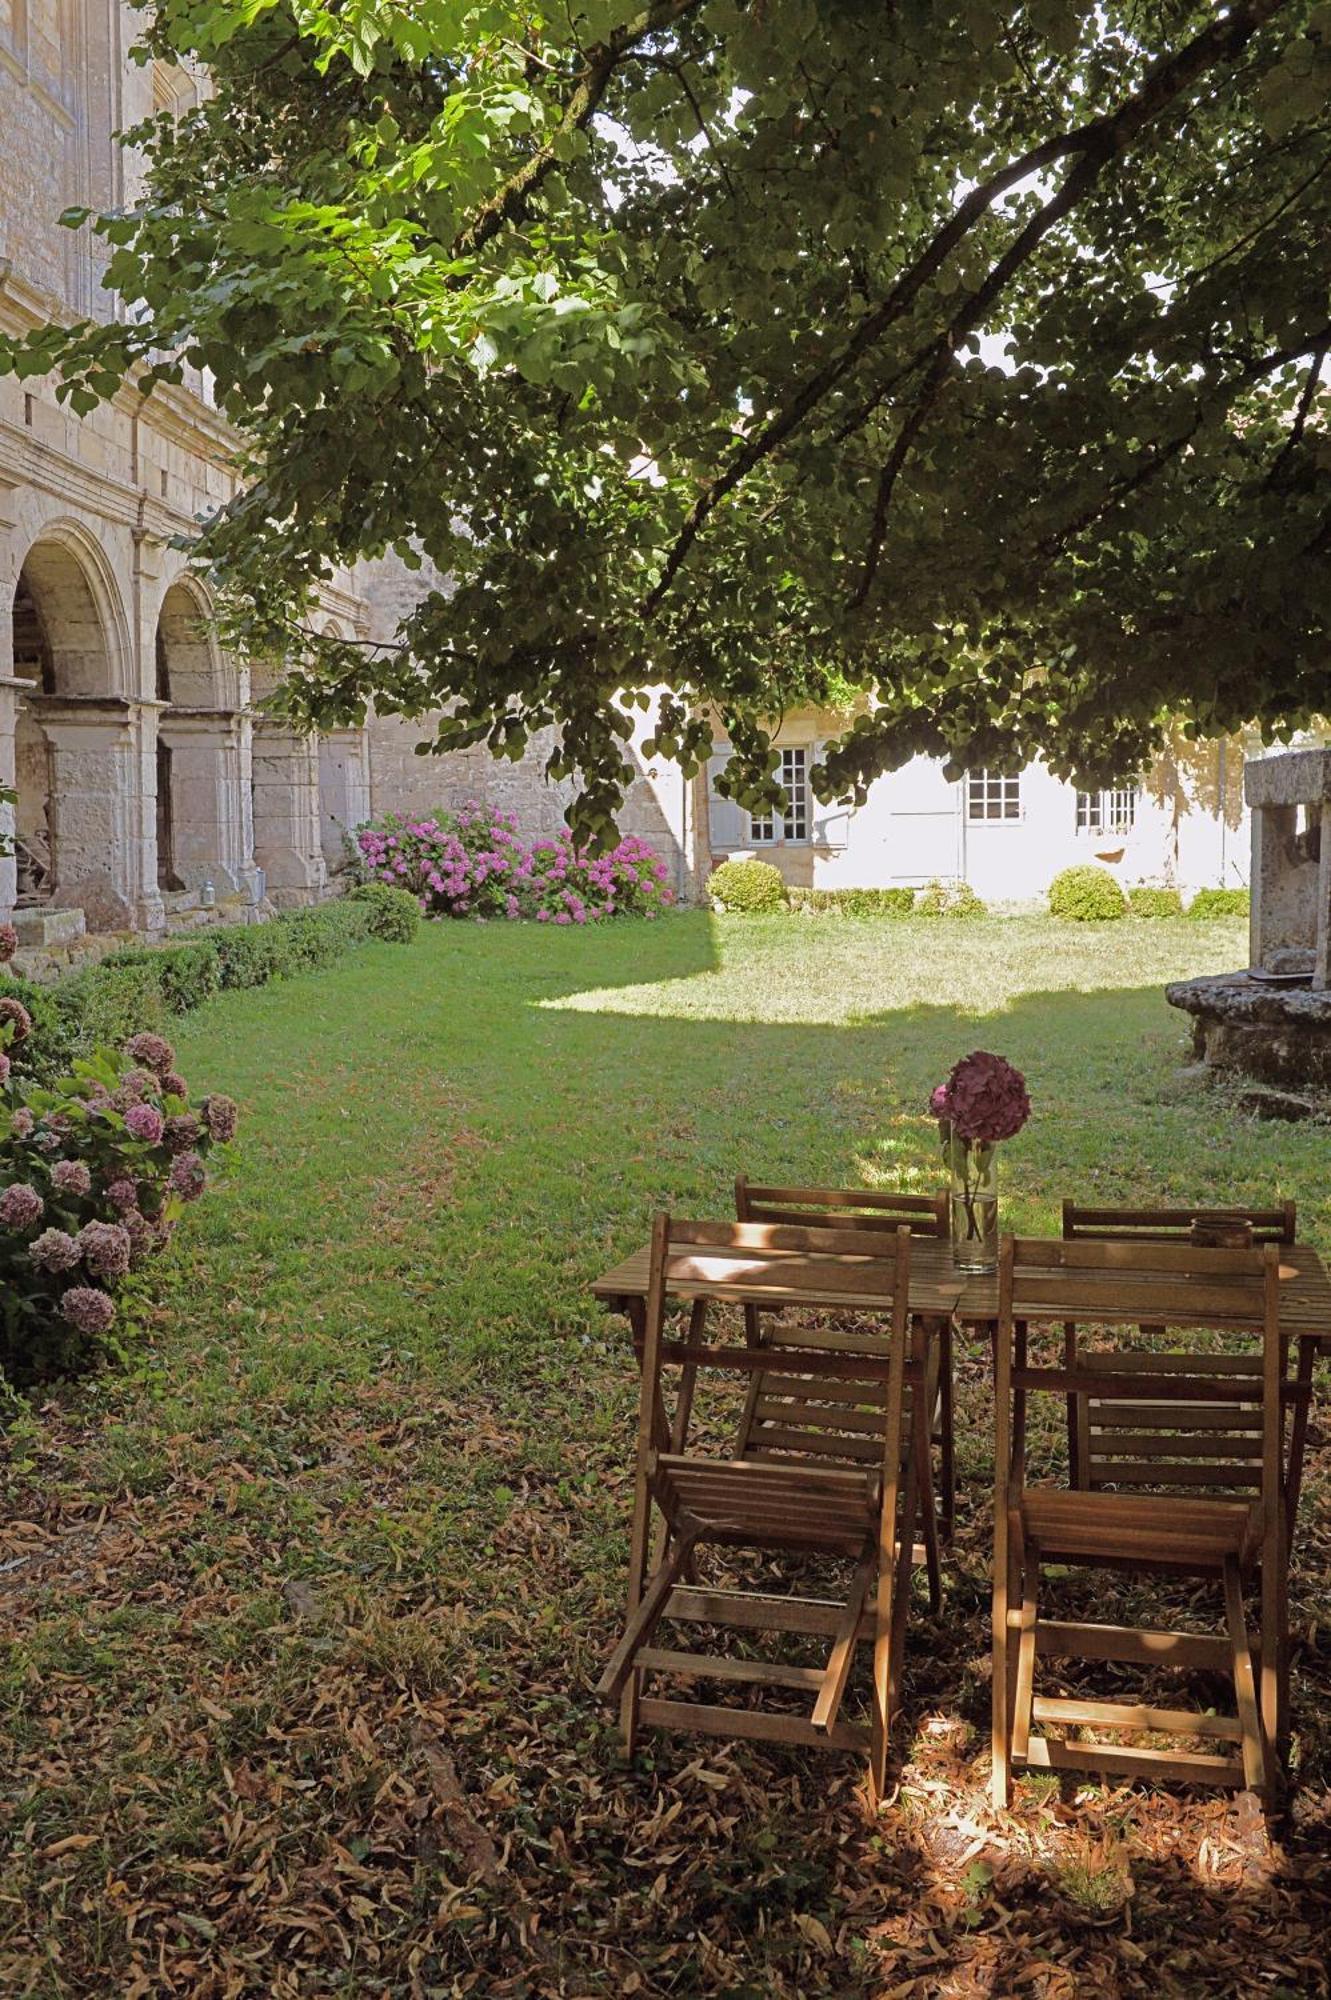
[674,1215,917,1262]
[1063,1199,1296,1245]
[737,1176,947,1237]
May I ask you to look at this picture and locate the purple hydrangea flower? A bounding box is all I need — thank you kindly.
[933,1051,1031,1144]
[125,1104,165,1145]
[0,922,17,964]
[167,1151,207,1202]
[51,1159,93,1197]
[160,1072,190,1102]
[29,1227,82,1273]
[121,1210,154,1266]
[125,1032,176,1077]
[164,1113,202,1156]
[58,1286,116,1336]
[200,1094,239,1144]
[0,1052,10,1085]
[0,1183,44,1230]
[76,1220,133,1281]
[105,1179,138,1214]
[10,1107,34,1140]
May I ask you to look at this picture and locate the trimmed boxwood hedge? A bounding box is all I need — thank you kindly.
[2,899,391,1080]
[1127,886,1184,918]
[706,858,788,913]
[1048,864,1127,921]
[1188,887,1250,919]
[788,886,916,917]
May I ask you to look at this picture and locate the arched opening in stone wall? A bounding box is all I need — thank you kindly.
[154,580,245,898]
[8,537,126,920]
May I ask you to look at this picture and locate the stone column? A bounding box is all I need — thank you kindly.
[0,677,35,921]
[318,726,371,873]
[36,697,163,933]
[1317,801,1331,991]
[251,715,328,907]
[1248,803,1296,972]
[159,708,262,900]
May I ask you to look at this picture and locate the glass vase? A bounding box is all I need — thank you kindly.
[947,1130,999,1273]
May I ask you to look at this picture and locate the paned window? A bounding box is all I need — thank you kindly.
[1076,785,1138,834]
[966,770,1022,821]
[749,747,810,844]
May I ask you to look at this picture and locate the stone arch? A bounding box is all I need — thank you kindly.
[8,527,135,923]
[315,618,371,873]
[154,575,238,710]
[13,520,131,697]
[153,576,250,898]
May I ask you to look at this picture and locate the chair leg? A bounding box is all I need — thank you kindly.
[1064,1323,1082,1489]
[937,1319,955,1543]
[913,1379,943,1614]
[871,1433,919,1802]
[991,1522,1018,1809]
[1223,1556,1267,1798]
[733,1304,769,1454]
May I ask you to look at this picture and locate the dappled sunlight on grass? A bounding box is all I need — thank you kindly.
[540,912,1246,1024]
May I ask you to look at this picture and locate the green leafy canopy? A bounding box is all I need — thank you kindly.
[7,0,1331,839]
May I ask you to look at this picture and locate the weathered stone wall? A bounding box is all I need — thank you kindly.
[0,3,370,932]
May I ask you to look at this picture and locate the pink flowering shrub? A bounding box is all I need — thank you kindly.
[356,804,674,925]
[0,1028,238,1382]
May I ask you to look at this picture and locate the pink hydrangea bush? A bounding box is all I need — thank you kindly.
[0,1031,238,1382]
[356,804,674,924]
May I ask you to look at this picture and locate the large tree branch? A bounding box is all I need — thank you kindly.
[641,0,1292,616]
[451,0,705,260]
[1266,339,1328,487]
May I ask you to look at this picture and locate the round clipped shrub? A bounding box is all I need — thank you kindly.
[348,881,421,943]
[1048,865,1127,921]
[1128,885,1183,918]
[706,858,788,913]
[1188,887,1250,920]
[916,878,987,919]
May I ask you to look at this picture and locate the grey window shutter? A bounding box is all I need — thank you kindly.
[707,748,746,848]
[811,743,852,848]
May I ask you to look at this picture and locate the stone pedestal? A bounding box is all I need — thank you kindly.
[1167,746,1331,1112]
[251,717,328,907]
[1245,747,1331,986]
[159,707,261,899]
[318,726,371,872]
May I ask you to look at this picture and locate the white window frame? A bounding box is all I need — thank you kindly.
[749,746,811,846]
[1076,783,1139,836]
[966,769,1022,823]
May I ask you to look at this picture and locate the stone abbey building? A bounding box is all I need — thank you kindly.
[0,3,685,955]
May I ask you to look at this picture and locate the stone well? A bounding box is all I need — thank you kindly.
[1166,746,1331,1105]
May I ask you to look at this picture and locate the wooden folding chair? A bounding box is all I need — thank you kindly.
[992,1235,1286,1806]
[734,1178,953,1604]
[599,1214,919,1800]
[1061,1202,1297,1495]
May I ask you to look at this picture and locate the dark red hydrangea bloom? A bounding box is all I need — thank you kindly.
[0,922,18,964]
[0,996,33,1044]
[931,1050,1030,1143]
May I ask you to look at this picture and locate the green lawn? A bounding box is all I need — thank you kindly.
[2,913,1328,1998]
